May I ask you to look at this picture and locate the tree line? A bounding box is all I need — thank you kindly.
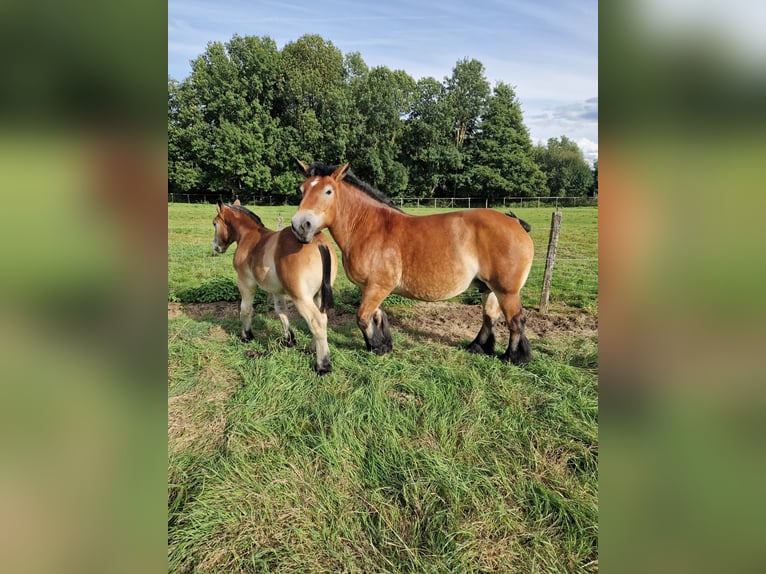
[169,34,596,203]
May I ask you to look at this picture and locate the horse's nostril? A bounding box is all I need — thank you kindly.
[302,221,311,231]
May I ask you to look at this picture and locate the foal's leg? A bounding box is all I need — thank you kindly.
[272,295,296,347]
[497,292,531,365]
[357,286,393,355]
[467,291,503,355]
[292,298,332,375]
[237,277,257,341]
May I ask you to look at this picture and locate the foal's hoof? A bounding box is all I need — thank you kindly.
[241,330,254,342]
[315,364,333,376]
[280,332,296,347]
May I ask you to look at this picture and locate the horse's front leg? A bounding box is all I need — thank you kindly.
[292,298,332,376]
[238,277,257,341]
[357,285,393,355]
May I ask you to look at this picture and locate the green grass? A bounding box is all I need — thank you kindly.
[168,202,598,572]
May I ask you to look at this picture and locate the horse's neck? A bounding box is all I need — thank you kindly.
[330,186,394,252]
[228,213,265,244]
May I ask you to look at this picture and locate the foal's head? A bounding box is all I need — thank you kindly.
[291,161,349,244]
[211,199,240,253]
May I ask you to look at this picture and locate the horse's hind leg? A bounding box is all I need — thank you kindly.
[292,298,332,375]
[467,291,502,355]
[497,292,531,365]
[273,295,296,347]
[357,286,393,355]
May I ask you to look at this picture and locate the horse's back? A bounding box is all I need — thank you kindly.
[401,209,532,254]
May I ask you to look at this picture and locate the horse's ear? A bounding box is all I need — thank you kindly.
[294,158,309,176]
[233,198,241,206]
[333,163,350,181]
[216,199,224,213]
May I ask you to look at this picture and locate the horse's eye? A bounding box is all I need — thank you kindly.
[325,188,332,195]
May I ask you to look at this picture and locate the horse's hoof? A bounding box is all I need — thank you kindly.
[467,343,486,355]
[241,330,254,342]
[500,351,531,365]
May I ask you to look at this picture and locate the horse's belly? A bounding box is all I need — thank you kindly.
[395,271,474,302]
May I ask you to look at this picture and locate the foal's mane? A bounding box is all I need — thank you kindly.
[229,204,265,227]
[305,162,403,213]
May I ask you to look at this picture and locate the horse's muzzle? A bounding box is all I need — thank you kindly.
[290,223,311,244]
[290,215,316,244]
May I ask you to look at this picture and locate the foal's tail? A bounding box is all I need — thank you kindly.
[506,211,531,233]
[318,244,334,312]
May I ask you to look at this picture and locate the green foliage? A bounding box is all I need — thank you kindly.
[445,58,490,148]
[174,277,274,309]
[168,33,596,200]
[466,83,547,198]
[534,136,595,197]
[175,277,240,303]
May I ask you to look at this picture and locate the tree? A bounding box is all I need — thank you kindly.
[173,36,281,200]
[399,77,460,197]
[439,58,491,196]
[346,66,415,195]
[168,32,592,204]
[466,82,547,198]
[590,159,598,196]
[445,58,490,148]
[535,136,594,197]
[168,77,203,194]
[276,35,351,165]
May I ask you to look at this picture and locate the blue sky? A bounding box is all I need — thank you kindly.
[168,0,598,164]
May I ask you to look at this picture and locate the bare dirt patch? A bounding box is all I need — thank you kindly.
[387,301,597,348]
[169,301,597,345]
[168,301,237,321]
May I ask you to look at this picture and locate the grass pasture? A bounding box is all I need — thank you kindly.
[168,203,598,572]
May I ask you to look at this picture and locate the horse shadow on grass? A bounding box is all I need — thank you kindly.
[172,300,367,359]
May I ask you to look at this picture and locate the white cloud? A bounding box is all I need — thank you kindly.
[576,138,599,167]
[524,97,598,164]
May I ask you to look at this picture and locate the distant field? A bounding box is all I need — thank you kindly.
[168,202,598,572]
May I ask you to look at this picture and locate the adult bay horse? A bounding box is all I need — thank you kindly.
[290,161,535,365]
[212,200,338,374]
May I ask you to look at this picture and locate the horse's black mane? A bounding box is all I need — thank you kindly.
[305,162,403,213]
[230,204,265,227]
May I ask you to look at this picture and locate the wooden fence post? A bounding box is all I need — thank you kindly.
[539,211,562,314]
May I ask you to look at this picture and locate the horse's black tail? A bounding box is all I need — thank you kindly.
[506,211,532,233]
[318,243,334,312]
